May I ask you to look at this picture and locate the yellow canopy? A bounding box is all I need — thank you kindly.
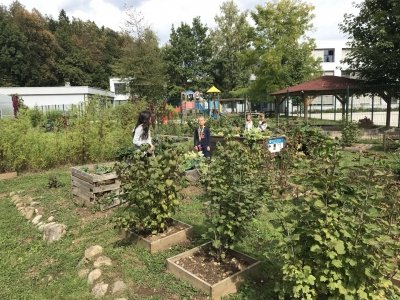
[206,86,221,93]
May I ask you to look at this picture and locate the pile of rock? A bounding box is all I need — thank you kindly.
[10,192,66,243]
[78,245,127,299]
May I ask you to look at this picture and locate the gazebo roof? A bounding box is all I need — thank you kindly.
[271,76,366,97]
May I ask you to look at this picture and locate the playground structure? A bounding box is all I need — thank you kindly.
[179,86,221,119]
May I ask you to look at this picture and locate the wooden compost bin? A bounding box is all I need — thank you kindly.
[167,242,260,300]
[71,163,121,209]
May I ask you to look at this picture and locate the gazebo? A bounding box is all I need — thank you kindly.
[271,76,400,128]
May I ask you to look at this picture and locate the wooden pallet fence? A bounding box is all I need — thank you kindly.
[71,163,121,209]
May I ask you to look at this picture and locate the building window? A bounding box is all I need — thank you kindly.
[324,49,335,62]
[114,83,128,95]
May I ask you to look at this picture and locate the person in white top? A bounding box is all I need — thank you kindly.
[132,111,154,151]
[258,113,267,131]
[245,114,253,131]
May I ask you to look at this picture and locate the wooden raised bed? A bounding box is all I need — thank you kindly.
[70,163,121,209]
[126,219,192,253]
[167,242,260,300]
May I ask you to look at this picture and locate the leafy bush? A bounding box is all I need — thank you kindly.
[47,175,65,188]
[269,143,400,299]
[114,145,187,235]
[358,116,374,128]
[181,151,205,171]
[341,121,360,147]
[201,139,271,260]
[0,99,144,172]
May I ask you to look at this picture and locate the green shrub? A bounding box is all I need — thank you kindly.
[341,121,360,147]
[0,98,145,172]
[201,140,271,260]
[114,145,187,234]
[269,144,399,299]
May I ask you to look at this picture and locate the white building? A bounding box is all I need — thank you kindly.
[311,40,386,110]
[313,39,349,76]
[109,77,130,104]
[0,86,115,111]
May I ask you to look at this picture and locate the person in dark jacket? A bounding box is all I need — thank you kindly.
[194,116,211,158]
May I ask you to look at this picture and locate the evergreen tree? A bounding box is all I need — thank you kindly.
[164,17,213,98]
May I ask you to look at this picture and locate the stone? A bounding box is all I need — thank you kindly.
[84,245,103,261]
[31,215,42,225]
[38,223,45,232]
[43,223,66,243]
[185,169,200,183]
[30,201,40,206]
[111,280,127,294]
[15,203,23,209]
[11,195,20,203]
[87,269,102,285]
[78,268,90,278]
[114,298,128,300]
[47,216,55,222]
[23,207,35,219]
[93,256,112,268]
[9,192,15,197]
[91,282,108,298]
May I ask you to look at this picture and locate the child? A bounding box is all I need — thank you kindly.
[194,116,211,158]
[258,113,267,132]
[245,114,253,131]
[133,111,154,152]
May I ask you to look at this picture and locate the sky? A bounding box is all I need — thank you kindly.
[1,0,363,44]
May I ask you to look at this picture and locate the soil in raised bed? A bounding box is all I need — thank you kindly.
[174,246,251,285]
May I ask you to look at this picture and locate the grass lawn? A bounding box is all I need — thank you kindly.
[0,168,277,300]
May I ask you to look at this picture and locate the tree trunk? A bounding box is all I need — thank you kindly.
[386,98,391,128]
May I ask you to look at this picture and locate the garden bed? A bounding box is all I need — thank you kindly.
[167,242,260,299]
[70,162,121,210]
[125,219,192,253]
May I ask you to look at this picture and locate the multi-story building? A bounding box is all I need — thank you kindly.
[311,40,386,110]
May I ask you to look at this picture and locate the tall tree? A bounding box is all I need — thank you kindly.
[10,1,60,86]
[114,9,165,100]
[250,0,320,101]
[340,0,400,127]
[0,5,30,86]
[210,1,253,96]
[164,17,213,97]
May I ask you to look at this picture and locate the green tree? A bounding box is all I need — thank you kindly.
[164,17,213,98]
[113,9,166,101]
[10,1,60,86]
[340,0,400,128]
[0,5,30,86]
[250,0,321,101]
[210,1,253,97]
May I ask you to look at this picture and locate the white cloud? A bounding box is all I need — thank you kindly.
[1,0,362,43]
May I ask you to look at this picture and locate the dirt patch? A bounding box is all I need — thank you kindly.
[0,193,8,200]
[75,207,111,224]
[180,185,205,200]
[175,246,251,285]
[343,143,374,152]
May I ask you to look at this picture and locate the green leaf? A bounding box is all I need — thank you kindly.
[332,259,342,268]
[334,240,346,255]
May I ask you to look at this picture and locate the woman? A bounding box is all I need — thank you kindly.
[133,111,154,151]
